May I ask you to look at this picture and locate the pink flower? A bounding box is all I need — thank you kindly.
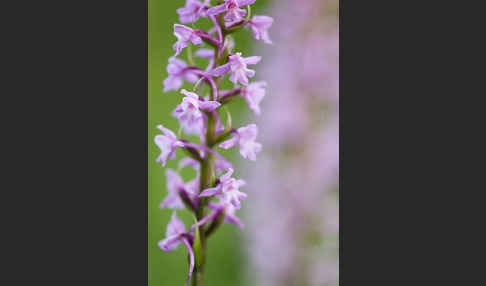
[176,0,207,23]
[158,213,187,251]
[160,168,199,210]
[206,0,256,22]
[154,125,184,167]
[247,15,273,44]
[210,52,261,86]
[160,169,185,209]
[219,123,262,161]
[215,201,244,228]
[158,212,195,286]
[241,81,266,115]
[237,124,262,160]
[190,199,244,232]
[163,57,199,92]
[199,168,247,209]
[172,89,221,135]
[173,24,203,57]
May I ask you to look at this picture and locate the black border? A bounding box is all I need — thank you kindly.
[4,0,148,284]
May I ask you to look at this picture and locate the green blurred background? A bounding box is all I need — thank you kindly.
[149,1,269,285]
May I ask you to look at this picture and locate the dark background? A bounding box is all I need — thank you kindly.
[3,0,477,285]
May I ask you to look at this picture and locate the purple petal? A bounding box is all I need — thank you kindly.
[220,168,234,182]
[177,10,198,24]
[180,89,200,99]
[156,124,177,139]
[199,186,222,197]
[166,57,187,74]
[182,238,195,286]
[159,193,184,209]
[224,7,246,22]
[237,123,258,140]
[166,212,186,237]
[184,71,200,83]
[251,15,273,27]
[173,43,184,57]
[238,0,256,6]
[158,235,182,252]
[236,179,246,189]
[189,210,221,232]
[190,34,203,45]
[166,169,185,190]
[239,141,262,161]
[244,56,261,65]
[208,201,224,211]
[209,63,231,77]
[206,4,227,16]
[225,213,244,229]
[184,175,200,197]
[174,24,195,38]
[199,100,221,111]
[163,75,183,92]
[194,48,214,59]
[214,158,233,174]
[245,68,255,78]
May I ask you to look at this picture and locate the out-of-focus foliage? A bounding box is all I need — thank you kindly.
[243,0,339,285]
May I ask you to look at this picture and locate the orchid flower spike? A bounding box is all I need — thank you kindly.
[156,0,271,283]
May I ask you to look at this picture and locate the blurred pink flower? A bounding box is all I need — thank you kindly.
[247,15,273,44]
[244,0,339,285]
[241,81,266,115]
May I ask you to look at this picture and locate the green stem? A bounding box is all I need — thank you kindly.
[187,43,195,66]
[193,270,204,286]
[192,19,230,286]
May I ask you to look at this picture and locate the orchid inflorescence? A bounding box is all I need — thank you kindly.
[154,0,272,285]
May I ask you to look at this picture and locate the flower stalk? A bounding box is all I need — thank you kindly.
[155,1,273,285]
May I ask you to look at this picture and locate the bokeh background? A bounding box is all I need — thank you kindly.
[149,0,338,285]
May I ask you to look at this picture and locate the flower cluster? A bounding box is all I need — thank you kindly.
[154,1,272,285]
